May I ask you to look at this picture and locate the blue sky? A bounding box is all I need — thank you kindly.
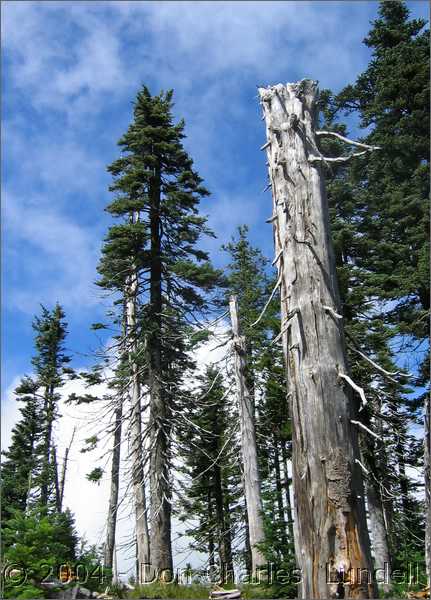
[2,1,428,393]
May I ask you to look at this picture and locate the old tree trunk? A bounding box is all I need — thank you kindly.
[104,398,123,575]
[229,296,266,574]
[149,168,173,576]
[258,80,376,599]
[126,240,151,582]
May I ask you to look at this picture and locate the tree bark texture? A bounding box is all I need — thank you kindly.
[149,169,173,575]
[258,80,376,599]
[281,439,295,549]
[366,479,391,593]
[126,247,151,582]
[274,438,289,556]
[104,399,123,572]
[229,295,266,573]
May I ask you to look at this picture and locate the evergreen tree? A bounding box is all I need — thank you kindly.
[1,377,42,522]
[98,86,221,573]
[334,0,429,351]
[177,366,236,580]
[318,1,429,574]
[222,226,273,397]
[31,304,70,508]
[2,508,78,598]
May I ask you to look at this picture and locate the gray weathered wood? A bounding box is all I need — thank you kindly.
[126,248,151,581]
[258,80,376,598]
[59,426,76,513]
[103,399,123,575]
[229,295,266,573]
[366,478,391,593]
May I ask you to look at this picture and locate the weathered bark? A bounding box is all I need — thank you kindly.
[149,168,173,575]
[425,393,430,586]
[366,479,391,593]
[59,426,76,512]
[259,80,376,598]
[104,399,123,572]
[126,240,151,582]
[281,439,295,549]
[229,295,266,573]
[361,415,391,592]
[273,438,289,557]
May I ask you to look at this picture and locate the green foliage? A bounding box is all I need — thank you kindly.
[1,377,42,522]
[319,0,429,564]
[128,582,210,599]
[334,0,429,333]
[176,366,239,566]
[86,467,104,483]
[80,436,99,453]
[2,508,78,598]
[98,85,222,302]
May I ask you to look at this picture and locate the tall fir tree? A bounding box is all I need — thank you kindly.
[31,304,70,508]
[317,0,429,579]
[98,86,221,574]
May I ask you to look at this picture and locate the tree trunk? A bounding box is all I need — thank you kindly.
[281,439,295,549]
[59,426,76,512]
[366,478,391,593]
[395,438,410,516]
[104,399,123,572]
[425,394,430,586]
[149,168,173,575]
[51,445,61,512]
[273,438,289,557]
[213,464,233,582]
[208,490,215,570]
[41,385,55,507]
[259,80,376,599]
[243,497,253,576]
[223,492,234,581]
[126,241,151,582]
[229,295,266,573]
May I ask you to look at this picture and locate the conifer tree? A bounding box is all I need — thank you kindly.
[31,304,70,508]
[177,366,236,579]
[98,86,221,574]
[334,0,429,363]
[320,1,429,577]
[1,377,42,522]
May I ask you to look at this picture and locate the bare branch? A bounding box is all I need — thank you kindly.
[315,130,381,152]
[250,274,282,328]
[309,149,376,164]
[323,305,343,320]
[351,419,382,441]
[338,372,367,410]
[355,458,370,475]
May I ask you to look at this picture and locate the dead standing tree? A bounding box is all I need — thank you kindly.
[258,80,378,599]
[229,295,266,574]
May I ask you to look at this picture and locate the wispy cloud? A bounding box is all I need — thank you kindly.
[3,191,102,313]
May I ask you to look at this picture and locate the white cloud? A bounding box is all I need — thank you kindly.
[2,329,235,579]
[3,191,102,314]
[2,0,380,316]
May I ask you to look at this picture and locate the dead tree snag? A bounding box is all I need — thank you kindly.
[258,80,377,599]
